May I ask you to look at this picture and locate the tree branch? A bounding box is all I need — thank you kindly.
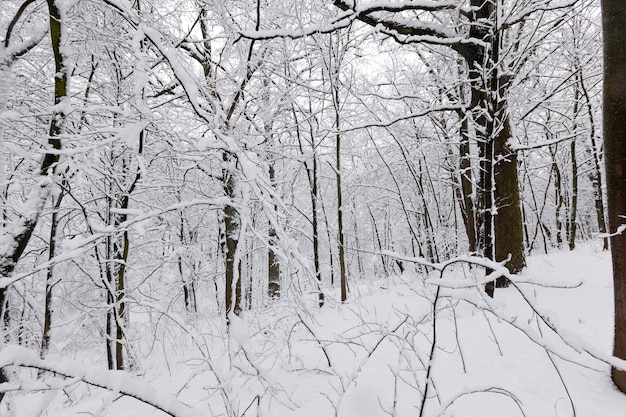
[0,346,202,417]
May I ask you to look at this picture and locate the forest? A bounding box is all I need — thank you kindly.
[0,0,624,416]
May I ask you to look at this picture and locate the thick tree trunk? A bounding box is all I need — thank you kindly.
[468,0,526,293]
[602,0,626,393]
[493,114,526,278]
[466,0,495,297]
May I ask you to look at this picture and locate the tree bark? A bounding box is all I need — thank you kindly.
[493,114,526,278]
[267,164,280,299]
[223,165,242,317]
[568,83,580,251]
[332,67,348,303]
[466,0,496,297]
[41,189,64,359]
[459,112,477,253]
[602,0,626,393]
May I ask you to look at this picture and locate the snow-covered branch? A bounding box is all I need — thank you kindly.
[0,346,202,417]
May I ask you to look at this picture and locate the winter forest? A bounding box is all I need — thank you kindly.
[1,0,626,415]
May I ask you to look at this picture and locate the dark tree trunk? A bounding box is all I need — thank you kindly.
[311,155,324,307]
[466,0,496,297]
[105,196,130,371]
[602,0,626,393]
[115,228,128,371]
[41,189,65,359]
[493,114,526,279]
[459,113,477,253]
[335,98,348,303]
[568,84,580,251]
[552,146,565,248]
[223,162,242,318]
[267,164,281,299]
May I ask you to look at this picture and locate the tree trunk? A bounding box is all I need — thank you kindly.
[267,160,280,299]
[179,215,197,312]
[578,69,608,250]
[293,104,324,307]
[466,0,495,297]
[552,146,565,248]
[312,155,324,307]
[115,229,128,371]
[468,0,526,292]
[568,83,580,250]
[105,195,130,371]
[493,114,526,278]
[602,0,626,393]
[335,100,348,303]
[568,138,578,251]
[41,189,65,359]
[459,112,477,253]
[368,205,389,277]
[223,163,242,317]
[330,33,348,303]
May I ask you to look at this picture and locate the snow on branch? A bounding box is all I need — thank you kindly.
[380,248,626,373]
[0,197,230,289]
[0,234,102,290]
[347,0,464,14]
[503,0,579,29]
[510,133,578,151]
[239,16,358,41]
[333,0,477,55]
[240,0,476,55]
[338,104,464,132]
[0,346,202,417]
[0,178,53,274]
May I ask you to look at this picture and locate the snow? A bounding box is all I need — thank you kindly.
[0,346,203,417]
[3,243,626,417]
[0,110,22,121]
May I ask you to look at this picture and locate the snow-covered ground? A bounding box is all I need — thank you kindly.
[3,243,626,417]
